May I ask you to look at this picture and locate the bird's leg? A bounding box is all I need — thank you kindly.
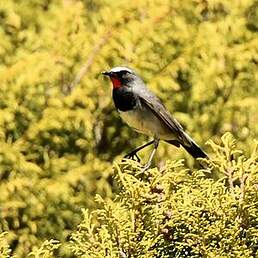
[124,140,155,162]
[142,139,159,171]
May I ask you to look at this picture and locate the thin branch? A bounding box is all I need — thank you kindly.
[237,173,248,222]
[68,30,112,93]
[226,167,236,198]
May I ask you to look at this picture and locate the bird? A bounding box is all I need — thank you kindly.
[102,66,208,170]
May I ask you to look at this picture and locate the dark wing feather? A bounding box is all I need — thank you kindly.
[132,82,208,159]
[137,91,189,145]
[140,95,209,158]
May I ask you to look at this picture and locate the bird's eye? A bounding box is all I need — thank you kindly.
[118,71,128,77]
[123,70,131,75]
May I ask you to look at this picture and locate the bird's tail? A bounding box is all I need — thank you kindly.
[167,132,208,159]
[180,132,208,159]
[181,141,208,159]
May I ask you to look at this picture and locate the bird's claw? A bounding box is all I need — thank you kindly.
[124,151,141,162]
[141,162,151,173]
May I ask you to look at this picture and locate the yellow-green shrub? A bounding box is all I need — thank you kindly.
[32,133,258,258]
[68,134,258,258]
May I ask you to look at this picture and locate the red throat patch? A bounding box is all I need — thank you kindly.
[111,77,122,89]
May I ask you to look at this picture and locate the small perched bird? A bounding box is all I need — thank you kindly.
[102,66,208,170]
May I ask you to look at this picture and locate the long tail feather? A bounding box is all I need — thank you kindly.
[181,141,208,159]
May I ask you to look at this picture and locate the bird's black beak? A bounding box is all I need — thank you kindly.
[101,71,111,77]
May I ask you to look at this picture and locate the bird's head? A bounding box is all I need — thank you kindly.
[102,66,137,89]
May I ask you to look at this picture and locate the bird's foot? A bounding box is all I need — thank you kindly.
[141,161,151,173]
[123,151,141,162]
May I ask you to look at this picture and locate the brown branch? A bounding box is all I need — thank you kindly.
[226,167,236,198]
[68,30,112,93]
[237,173,248,222]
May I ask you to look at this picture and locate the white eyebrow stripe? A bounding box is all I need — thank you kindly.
[109,66,133,73]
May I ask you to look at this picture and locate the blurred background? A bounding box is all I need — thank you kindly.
[0,0,257,256]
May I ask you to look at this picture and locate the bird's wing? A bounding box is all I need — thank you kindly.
[132,83,208,158]
[137,88,191,145]
[140,94,209,158]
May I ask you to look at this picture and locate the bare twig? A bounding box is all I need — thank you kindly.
[226,167,236,198]
[68,30,112,93]
[237,173,248,222]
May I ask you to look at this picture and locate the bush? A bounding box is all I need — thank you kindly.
[28,133,258,258]
[0,233,13,258]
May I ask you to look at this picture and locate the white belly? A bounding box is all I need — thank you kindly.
[119,109,175,140]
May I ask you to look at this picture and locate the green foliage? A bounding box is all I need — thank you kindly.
[30,239,61,258]
[0,0,257,257]
[69,134,258,257]
[0,233,13,258]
